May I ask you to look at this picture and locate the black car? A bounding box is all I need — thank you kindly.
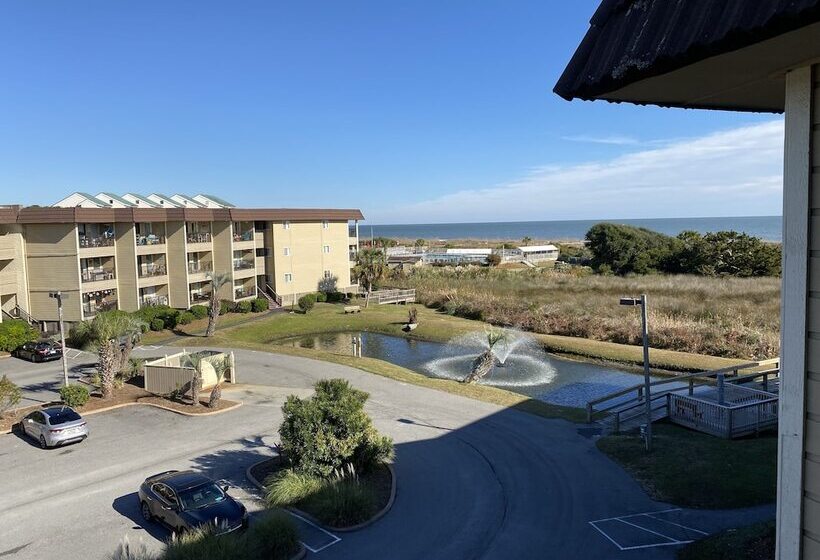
[13,341,62,363]
[138,471,247,535]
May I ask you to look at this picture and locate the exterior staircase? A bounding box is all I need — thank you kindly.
[257,283,282,309]
[3,305,44,332]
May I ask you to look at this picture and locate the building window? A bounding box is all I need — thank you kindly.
[283,247,290,256]
[323,245,330,253]
[256,247,269,257]
[283,221,290,230]
[322,220,329,229]
[324,270,332,279]
[255,221,267,231]
[284,273,293,283]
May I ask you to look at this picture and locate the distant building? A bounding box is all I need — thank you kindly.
[518,245,559,262]
[424,248,492,265]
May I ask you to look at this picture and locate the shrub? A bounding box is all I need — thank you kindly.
[164,525,246,560]
[279,379,394,478]
[251,298,269,313]
[487,253,501,266]
[315,291,328,303]
[298,294,316,313]
[265,469,325,507]
[326,291,344,303]
[189,305,208,319]
[176,311,195,325]
[219,300,233,315]
[149,318,165,332]
[135,305,180,329]
[235,301,252,314]
[59,384,90,408]
[0,375,22,417]
[308,477,376,526]
[245,511,300,560]
[0,319,38,352]
[109,536,156,560]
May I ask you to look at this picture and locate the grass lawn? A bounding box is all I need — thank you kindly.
[676,521,774,560]
[210,302,746,373]
[597,423,776,509]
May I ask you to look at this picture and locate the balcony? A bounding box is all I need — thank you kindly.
[233,259,254,271]
[81,269,115,283]
[79,236,115,249]
[190,291,211,304]
[235,286,256,300]
[188,262,213,275]
[141,294,169,307]
[187,232,212,244]
[137,234,165,246]
[139,263,167,278]
[233,230,254,242]
[83,298,117,317]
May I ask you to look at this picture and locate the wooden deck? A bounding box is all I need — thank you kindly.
[367,288,416,305]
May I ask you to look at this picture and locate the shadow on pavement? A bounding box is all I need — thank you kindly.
[112,492,171,542]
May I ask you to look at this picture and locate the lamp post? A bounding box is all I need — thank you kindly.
[49,291,69,387]
[620,294,652,452]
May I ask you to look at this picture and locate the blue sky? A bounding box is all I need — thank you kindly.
[0,1,781,223]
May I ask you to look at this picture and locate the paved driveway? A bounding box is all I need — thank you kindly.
[0,349,97,407]
[0,347,774,560]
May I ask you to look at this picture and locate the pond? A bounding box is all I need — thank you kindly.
[277,331,679,408]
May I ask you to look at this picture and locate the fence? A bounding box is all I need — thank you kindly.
[366,289,416,305]
[668,388,778,438]
[144,350,236,396]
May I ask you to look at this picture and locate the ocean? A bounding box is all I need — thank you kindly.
[361,216,782,243]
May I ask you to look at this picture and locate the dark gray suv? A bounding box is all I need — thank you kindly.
[138,470,247,535]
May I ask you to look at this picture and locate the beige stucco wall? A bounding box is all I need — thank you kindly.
[25,224,81,322]
[115,222,139,312]
[270,220,354,303]
[0,227,29,319]
[166,221,189,308]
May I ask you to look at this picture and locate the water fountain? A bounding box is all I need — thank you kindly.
[424,329,558,387]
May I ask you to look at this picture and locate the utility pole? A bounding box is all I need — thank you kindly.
[49,291,69,387]
[620,294,652,452]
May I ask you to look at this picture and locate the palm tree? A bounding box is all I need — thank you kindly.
[182,352,206,406]
[354,248,387,307]
[208,355,232,408]
[205,271,231,337]
[522,236,532,245]
[72,311,145,398]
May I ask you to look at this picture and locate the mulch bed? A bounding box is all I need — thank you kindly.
[137,395,241,414]
[1,384,240,432]
[250,456,393,528]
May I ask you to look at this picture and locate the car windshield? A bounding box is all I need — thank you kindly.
[48,410,81,425]
[177,482,226,510]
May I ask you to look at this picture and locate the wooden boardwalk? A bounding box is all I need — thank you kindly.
[367,289,416,305]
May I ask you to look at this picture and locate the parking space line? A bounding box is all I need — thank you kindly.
[589,508,704,552]
[287,510,341,553]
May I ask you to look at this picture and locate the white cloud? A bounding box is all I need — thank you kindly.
[560,134,639,145]
[369,120,784,224]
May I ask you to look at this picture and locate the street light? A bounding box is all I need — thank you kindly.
[620,294,652,452]
[49,291,69,387]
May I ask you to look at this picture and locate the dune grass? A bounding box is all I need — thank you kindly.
[597,423,776,509]
[391,267,780,360]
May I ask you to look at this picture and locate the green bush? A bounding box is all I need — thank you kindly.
[219,300,233,315]
[251,298,269,312]
[149,318,165,332]
[266,469,324,506]
[244,511,300,560]
[59,384,90,408]
[135,305,179,329]
[326,291,345,303]
[235,301,252,314]
[0,319,38,352]
[176,311,195,325]
[297,294,316,313]
[0,375,22,417]
[279,379,394,478]
[189,305,208,319]
[315,291,328,303]
[164,525,246,560]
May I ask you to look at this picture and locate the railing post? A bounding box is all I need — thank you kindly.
[763,373,769,392]
[727,408,734,438]
[614,412,620,434]
[586,403,593,423]
[688,378,694,396]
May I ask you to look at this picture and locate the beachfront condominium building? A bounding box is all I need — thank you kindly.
[0,193,362,331]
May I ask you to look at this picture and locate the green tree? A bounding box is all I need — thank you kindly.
[0,375,21,418]
[521,236,532,245]
[699,231,781,277]
[208,355,232,408]
[182,352,206,406]
[0,319,37,352]
[279,379,394,477]
[354,248,387,306]
[205,271,231,337]
[585,223,678,275]
[71,311,145,398]
[414,238,426,249]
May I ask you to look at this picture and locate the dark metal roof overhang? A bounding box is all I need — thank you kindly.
[555,0,820,112]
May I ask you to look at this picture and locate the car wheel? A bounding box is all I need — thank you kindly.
[39,435,48,449]
[140,501,153,522]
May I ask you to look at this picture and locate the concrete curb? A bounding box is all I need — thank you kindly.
[245,457,397,533]
[1,399,242,435]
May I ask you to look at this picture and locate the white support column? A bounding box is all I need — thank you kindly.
[777,65,813,560]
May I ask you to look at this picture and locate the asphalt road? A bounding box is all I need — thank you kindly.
[0,348,97,407]
[0,347,774,560]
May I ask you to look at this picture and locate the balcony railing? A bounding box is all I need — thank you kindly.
[137,234,165,246]
[81,269,115,283]
[233,260,255,271]
[190,291,211,303]
[233,231,254,242]
[83,300,118,316]
[79,236,115,248]
[139,264,167,278]
[141,295,169,307]
[187,232,212,244]
[188,262,213,274]
[235,287,256,299]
